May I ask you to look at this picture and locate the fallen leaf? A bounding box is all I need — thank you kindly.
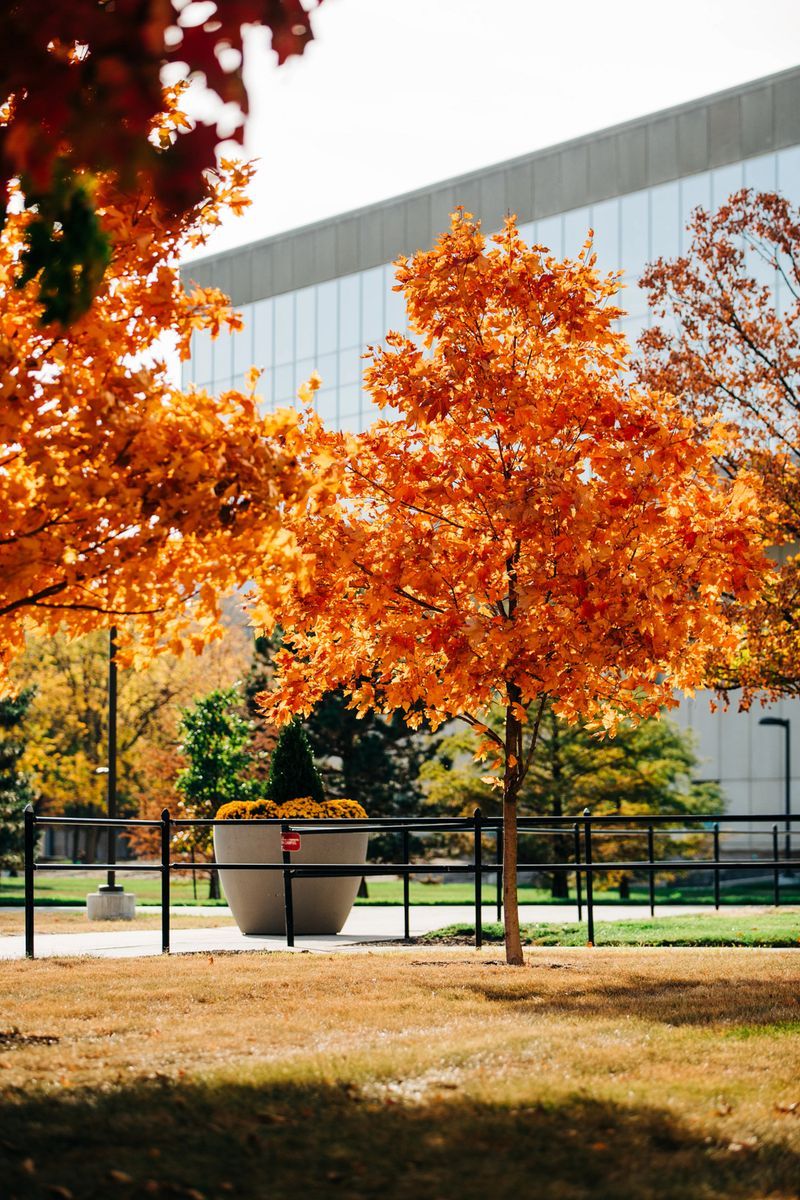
[108,1170,133,1184]
[727,1136,758,1153]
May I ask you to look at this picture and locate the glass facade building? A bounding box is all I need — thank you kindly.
[186,144,800,432]
[182,67,800,842]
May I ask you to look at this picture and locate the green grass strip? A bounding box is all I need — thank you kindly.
[423,911,800,948]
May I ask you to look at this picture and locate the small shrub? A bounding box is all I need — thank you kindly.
[266,720,325,806]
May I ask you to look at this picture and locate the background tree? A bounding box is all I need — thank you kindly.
[636,189,800,704]
[0,689,35,873]
[266,720,325,806]
[256,211,766,964]
[422,702,720,897]
[0,128,320,685]
[0,2,323,321]
[304,693,433,861]
[245,633,434,858]
[176,686,261,898]
[244,633,283,784]
[11,624,250,860]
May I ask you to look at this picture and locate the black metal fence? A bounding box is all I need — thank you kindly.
[21,805,800,959]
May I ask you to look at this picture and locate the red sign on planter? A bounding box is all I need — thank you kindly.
[281,832,302,853]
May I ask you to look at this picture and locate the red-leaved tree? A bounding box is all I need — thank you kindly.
[636,189,800,704]
[0,1,323,321]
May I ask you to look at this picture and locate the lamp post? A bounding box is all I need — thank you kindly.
[759,716,792,866]
[86,627,135,919]
[99,625,121,894]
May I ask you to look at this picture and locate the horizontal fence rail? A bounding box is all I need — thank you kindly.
[20,806,800,958]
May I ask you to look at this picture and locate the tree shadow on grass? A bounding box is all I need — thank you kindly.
[2,1078,799,1200]
[460,967,800,1029]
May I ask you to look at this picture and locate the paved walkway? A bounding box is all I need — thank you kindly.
[0,902,717,960]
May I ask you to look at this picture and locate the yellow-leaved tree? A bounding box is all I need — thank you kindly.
[255,211,768,965]
[12,624,251,855]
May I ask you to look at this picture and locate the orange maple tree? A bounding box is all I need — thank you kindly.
[636,189,800,704]
[256,211,767,964]
[0,144,319,684]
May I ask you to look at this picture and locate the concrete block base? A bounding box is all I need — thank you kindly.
[86,891,136,921]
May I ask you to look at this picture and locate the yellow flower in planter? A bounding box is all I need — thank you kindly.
[215,797,367,820]
[322,799,368,819]
[215,801,254,821]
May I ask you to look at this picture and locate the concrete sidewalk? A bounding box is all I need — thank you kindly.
[0,902,717,960]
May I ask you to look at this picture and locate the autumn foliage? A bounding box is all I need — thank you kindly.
[0,150,318,685]
[256,211,767,963]
[636,189,800,705]
[0,1,323,321]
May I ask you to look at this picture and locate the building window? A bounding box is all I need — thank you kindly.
[274,292,295,365]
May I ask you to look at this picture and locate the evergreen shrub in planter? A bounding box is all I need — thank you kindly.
[214,722,369,935]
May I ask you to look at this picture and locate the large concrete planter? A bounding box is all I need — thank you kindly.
[214,822,369,935]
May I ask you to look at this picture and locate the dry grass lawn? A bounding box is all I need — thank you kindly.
[0,909,235,936]
[1,947,800,1199]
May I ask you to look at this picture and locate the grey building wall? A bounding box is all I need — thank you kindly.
[183,65,800,305]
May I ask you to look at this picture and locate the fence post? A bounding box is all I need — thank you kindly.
[573,821,582,922]
[647,825,656,918]
[402,828,411,942]
[474,807,482,949]
[161,809,171,955]
[24,804,35,960]
[282,823,295,948]
[495,822,503,922]
[773,824,780,908]
[713,822,720,910]
[583,809,595,946]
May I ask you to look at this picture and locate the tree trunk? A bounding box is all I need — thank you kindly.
[501,691,547,966]
[502,787,523,965]
[502,698,525,966]
[86,825,99,864]
[208,851,220,900]
[551,864,568,902]
[549,716,569,898]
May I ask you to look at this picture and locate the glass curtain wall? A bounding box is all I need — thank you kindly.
[183,146,800,428]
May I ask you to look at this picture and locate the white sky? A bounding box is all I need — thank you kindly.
[182,0,800,261]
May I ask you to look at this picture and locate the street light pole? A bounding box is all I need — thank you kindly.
[100,625,121,893]
[759,717,792,865]
[86,626,135,919]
